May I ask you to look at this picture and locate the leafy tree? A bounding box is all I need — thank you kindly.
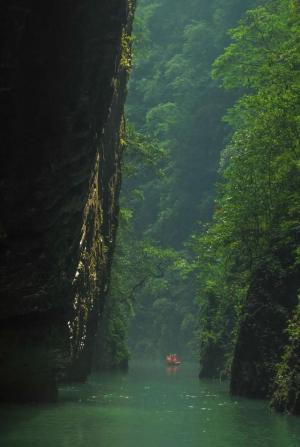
[194,0,300,382]
[116,0,261,362]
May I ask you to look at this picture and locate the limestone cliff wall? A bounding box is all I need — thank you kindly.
[0,0,134,402]
[230,253,300,414]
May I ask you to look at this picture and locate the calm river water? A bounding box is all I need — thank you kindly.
[0,362,299,447]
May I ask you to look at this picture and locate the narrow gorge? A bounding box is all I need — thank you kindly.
[0,2,300,446]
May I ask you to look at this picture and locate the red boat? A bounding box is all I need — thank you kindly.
[166,354,181,366]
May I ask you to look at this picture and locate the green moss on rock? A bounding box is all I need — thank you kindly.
[271,300,300,414]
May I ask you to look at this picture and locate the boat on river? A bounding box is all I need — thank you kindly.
[166,354,181,366]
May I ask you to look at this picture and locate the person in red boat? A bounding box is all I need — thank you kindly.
[166,354,172,364]
[166,353,181,365]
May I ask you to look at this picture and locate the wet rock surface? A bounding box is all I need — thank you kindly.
[230,256,300,414]
[0,0,134,402]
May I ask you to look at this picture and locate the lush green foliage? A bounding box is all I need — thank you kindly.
[194,0,300,376]
[100,0,261,365]
[100,0,300,390]
[271,296,300,412]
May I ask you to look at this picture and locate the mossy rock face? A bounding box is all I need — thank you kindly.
[0,334,58,403]
[271,356,300,415]
[271,305,300,415]
[199,340,225,379]
[0,0,135,401]
[0,374,58,404]
[231,261,300,400]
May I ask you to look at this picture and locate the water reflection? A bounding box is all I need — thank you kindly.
[0,362,299,447]
[166,365,179,375]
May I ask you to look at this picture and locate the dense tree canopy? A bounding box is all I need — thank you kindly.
[99,0,258,364]
[195,0,300,378]
[99,1,300,413]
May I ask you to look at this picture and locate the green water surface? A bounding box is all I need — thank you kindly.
[0,362,299,447]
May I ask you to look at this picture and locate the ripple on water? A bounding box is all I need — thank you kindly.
[0,363,299,447]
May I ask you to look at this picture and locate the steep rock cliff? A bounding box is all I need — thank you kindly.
[230,251,300,414]
[0,0,134,402]
[271,303,300,415]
